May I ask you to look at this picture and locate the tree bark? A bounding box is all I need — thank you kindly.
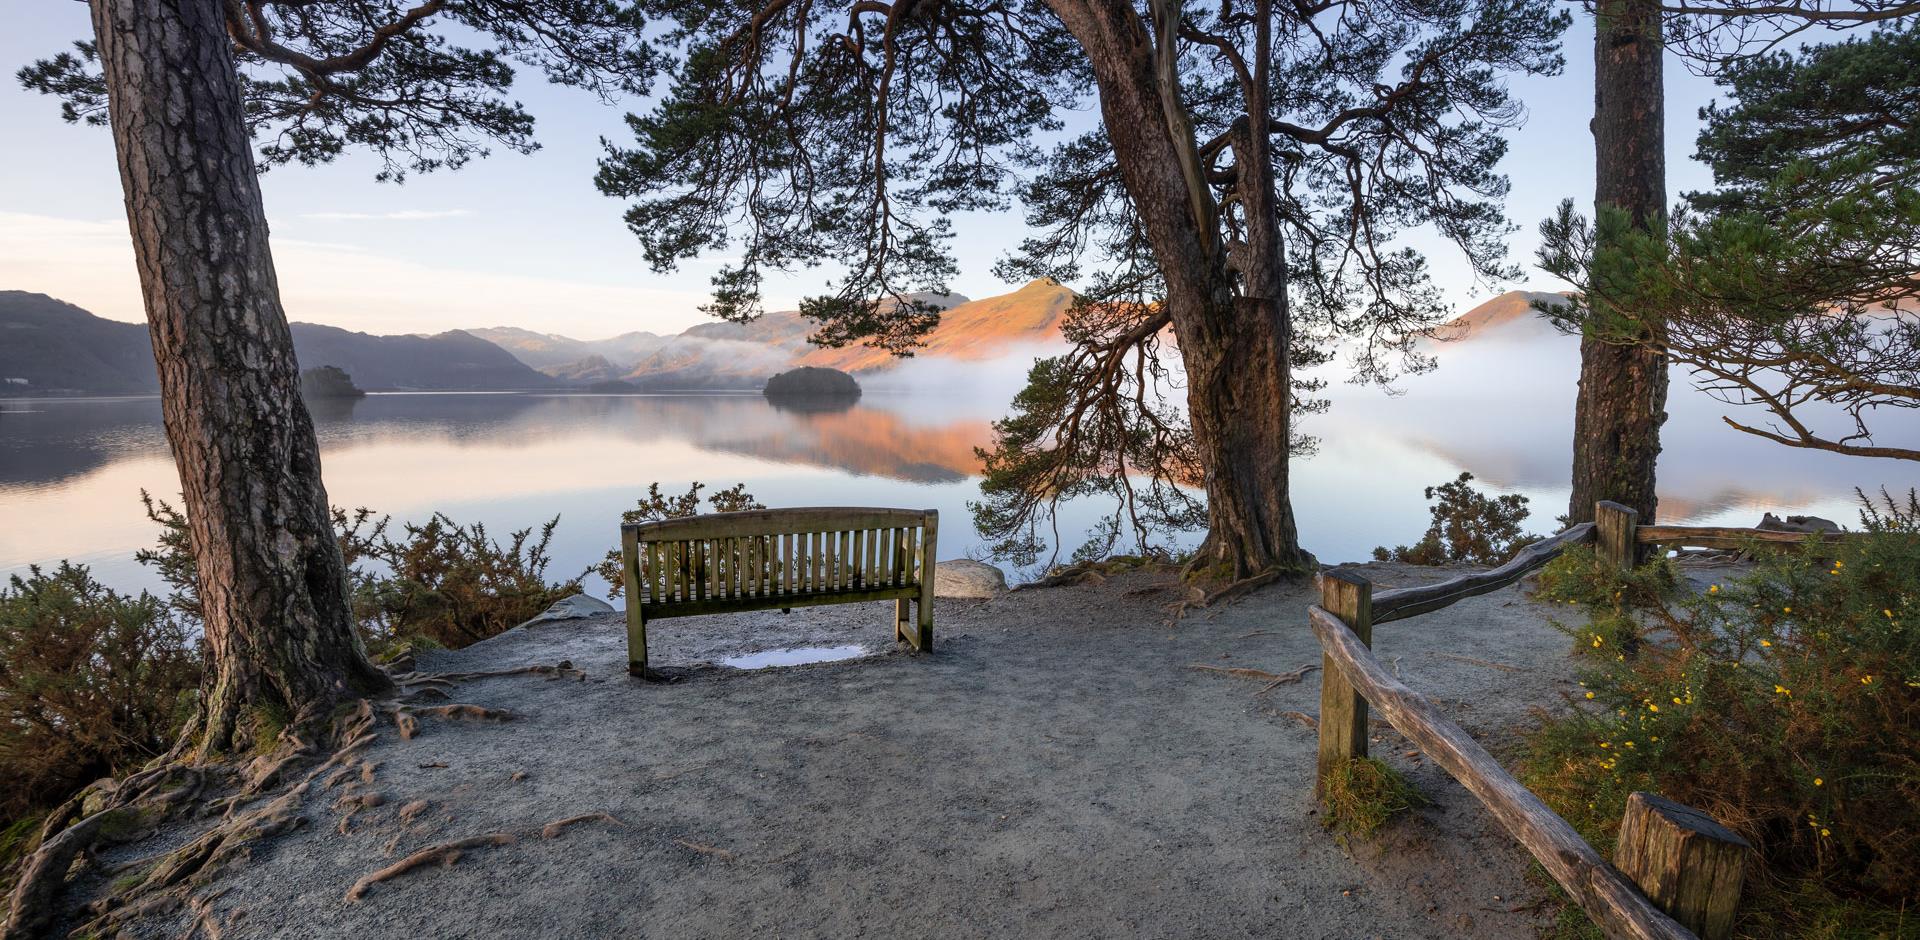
[1569,0,1669,528]
[1046,0,1314,578]
[91,0,390,757]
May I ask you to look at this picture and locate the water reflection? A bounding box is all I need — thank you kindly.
[1,366,1910,598]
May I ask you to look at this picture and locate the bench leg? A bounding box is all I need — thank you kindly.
[622,529,649,678]
[626,606,648,678]
[895,598,910,644]
[915,585,934,653]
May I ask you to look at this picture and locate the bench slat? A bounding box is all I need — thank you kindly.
[626,507,932,540]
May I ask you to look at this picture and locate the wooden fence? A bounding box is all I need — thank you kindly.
[1305,501,1852,940]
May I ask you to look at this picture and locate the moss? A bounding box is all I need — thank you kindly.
[0,814,42,872]
[248,701,291,755]
[1318,757,1430,846]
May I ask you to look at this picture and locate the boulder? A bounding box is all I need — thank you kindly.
[523,593,616,626]
[935,559,1008,598]
[1757,512,1842,534]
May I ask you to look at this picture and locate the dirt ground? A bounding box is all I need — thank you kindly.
[101,562,1597,939]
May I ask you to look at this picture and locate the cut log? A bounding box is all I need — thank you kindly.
[1615,792,1749,940]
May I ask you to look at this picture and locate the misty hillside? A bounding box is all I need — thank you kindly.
[0,293,555,393]
[467,326,668,372]
[1428,290,1571,343]
[799,279,1073,372]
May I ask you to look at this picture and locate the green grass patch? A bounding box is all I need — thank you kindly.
[1319,756,1430,846]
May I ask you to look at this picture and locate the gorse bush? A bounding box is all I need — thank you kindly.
[1373,472,1541,566]
[354,514,581,651]
[1525,490,1920,934]
[139,492,580,652]
[595,482,763,599]
[0,564,198,830]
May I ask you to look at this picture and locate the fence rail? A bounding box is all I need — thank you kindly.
[1305,501,1804,940]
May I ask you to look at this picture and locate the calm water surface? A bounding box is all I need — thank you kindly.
[2,344,1910,598]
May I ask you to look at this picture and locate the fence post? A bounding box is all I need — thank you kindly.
[1615,792,1749,940]
[1596,500,1640,571]
[1315,569,1372,797]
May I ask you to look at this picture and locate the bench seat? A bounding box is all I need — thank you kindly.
[620,507,937,676]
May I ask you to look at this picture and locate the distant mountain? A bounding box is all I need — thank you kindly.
[612,291,974,389]
[1429,290,1571,343]
[799,279,1072,372]
[546,354,626,383]
[0,292,554,394]
[467,326,668,373]
[288,324,555,390]
[0,291,158,394]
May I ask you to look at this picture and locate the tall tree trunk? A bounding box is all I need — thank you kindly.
[1048,0,1314,578]
[1569,0,1669,527]
[91,0,390,757]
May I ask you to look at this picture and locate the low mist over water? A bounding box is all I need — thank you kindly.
[4,328,1909,597]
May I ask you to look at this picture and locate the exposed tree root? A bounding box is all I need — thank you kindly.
[4,668,539,938]
[1186,662,1318,693]
[345,833,518,902]
[540,813,626,840]
[346,811,626,902]
[673,839,735,861]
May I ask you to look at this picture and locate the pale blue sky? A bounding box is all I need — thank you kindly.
[1,3,1721,339]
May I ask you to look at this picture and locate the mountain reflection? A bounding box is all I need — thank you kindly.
[0,392,992,492]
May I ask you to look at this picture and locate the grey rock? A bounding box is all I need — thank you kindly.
[1758,512,1842,534]
[522,593,616,627]
[935,559,1008,598]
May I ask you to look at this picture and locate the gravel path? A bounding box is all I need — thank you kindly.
[116,563,1590,939]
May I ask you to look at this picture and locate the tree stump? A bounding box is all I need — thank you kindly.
[1615,792,1749,940]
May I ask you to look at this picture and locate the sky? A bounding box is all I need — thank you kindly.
[0,3,1725,340]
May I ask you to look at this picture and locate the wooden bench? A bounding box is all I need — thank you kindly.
[619,507,938,676]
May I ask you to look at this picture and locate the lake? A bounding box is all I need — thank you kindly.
[2,342,1911,599]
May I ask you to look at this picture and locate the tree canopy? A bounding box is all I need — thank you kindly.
[1540,23,1919,461]
[20,0,656,181]
[600,0,1569,567]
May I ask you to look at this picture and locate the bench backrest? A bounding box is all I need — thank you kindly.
[621,507,937,613]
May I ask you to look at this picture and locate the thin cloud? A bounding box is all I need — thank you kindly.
[300,209,474,221]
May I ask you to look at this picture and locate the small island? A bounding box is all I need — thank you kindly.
[762,366,861,406]
[299,365,367,399]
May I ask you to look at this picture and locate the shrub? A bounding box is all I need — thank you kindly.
[353,514,582,650]
[1318,756,1430,846]
[1372,472,1540,566]
[140,493,579,652]
[1524,490,1920,933]
[0,564,198,829]
[596,482,764,598]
